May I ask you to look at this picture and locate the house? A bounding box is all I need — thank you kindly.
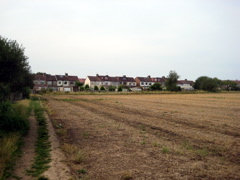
[56,73,79,92]
[116,75,137,87]
[177,79,194,90]
[135,76,154,89]
[46,74,58,91]
[33,73,79,92]
[85,74,118,89]
[85,75,102,89]
[33,73,48,92]
[85,74,137,90]
[150,76,166,88]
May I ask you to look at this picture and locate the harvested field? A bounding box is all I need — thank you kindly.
[44,93,240,179]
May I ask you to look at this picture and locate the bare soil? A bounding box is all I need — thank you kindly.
[45,93,240,179]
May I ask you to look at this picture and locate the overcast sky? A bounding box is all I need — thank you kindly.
[1,0,239,80]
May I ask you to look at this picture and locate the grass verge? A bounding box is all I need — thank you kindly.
[26,96,51,177]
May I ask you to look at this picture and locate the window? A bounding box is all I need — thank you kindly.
[64,81,67,85]
[58,81,62,84]
[149,83,152,85]
[145,82,148,85]
[40,81,44,84]
[47,81,52,85]
[70,81,74,85]
[141,82,144,85]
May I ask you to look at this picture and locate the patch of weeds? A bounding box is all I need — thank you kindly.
[196,149,209,157]
[121,171,133,180]
[140,140,146,145]
[82,131,90,138]
[161,146,170,154]
[139,125,146,131]
[56,128,67,137]
[77,169,87,175]
[26,99,51,177]
[74,150,85,164]
[182,140,193,150]
[153,142,160,147]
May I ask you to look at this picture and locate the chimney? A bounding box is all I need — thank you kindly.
[65,73,68,76]
[96,74,99,77]
[148,75,151,78]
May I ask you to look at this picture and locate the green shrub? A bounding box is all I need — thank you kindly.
[0,101,29,135]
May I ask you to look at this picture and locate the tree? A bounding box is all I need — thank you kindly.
[94,85,99,91]
[221,80,237,91]
[85,84,89,90]
[165,70,180,91]
[148,83,162,91]
[108,85,116,92]
[118,85,123,92]
[100,86,105,91]
[194,76,220,92]
[193,76,209,90]
[0,36,33,100]
[75,81,84,87]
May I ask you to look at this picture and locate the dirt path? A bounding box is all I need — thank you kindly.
[9,109,71,179]
[42,111,71,179]
[9,112,37,180]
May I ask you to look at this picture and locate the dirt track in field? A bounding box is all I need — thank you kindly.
[45,93,240,179]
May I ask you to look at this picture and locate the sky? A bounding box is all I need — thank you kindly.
[1,0,240,80]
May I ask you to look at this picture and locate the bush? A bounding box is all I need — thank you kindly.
[108,86,116,92]
[94,85,99,91]
[0,101,29,135]
[118,86,123,92]
[100,86,105,91]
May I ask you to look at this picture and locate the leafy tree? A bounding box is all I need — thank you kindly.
[0,36,33,100]
[75,81,84,87]
[94,85,99,91]
[108,85,116,92]
[100,86,105,91]
[148,83,162,91]
[85,84,89,90]
[221,80,237,91]
[118,85,123,92]
[193,76,209,90]
[165,70,180,91]
[194,76,220,92]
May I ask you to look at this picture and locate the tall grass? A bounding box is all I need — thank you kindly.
[0,100,30,179]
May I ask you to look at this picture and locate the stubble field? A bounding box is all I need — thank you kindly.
[44,93,240,179]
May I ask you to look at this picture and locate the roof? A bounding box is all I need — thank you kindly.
[67,76,79,81]
[151,77,166,83]
[135,77,153,82]
[55,75,79,81]
[87,76,101,81]
[116,76,136,82]
[79,78,86,83]
[177,80,194,85]
[46,74,57,81]
[35,74,46,81]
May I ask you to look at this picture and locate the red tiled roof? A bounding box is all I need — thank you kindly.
[116,76,136,82]
[177,80,194,85]
[35,74,46,81]
[67,76,79,81]
[88,76,101,81]
[135,77,153,82]
[46,74,56,81]
[79,78,86,83]
[151,77,166,83]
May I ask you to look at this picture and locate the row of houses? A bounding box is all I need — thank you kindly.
[33,73,195,92]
